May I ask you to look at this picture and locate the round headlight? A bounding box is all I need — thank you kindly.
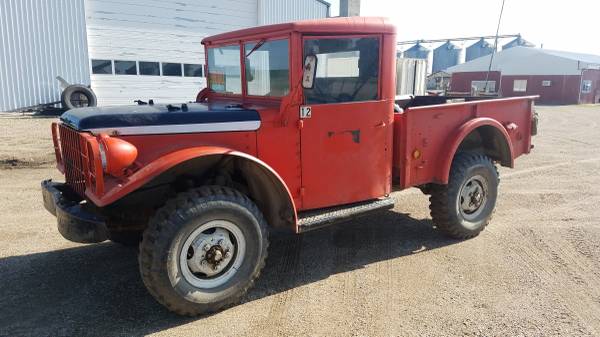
[98,134,138,177]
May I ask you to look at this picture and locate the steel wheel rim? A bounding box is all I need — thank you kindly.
[457,174,488,222]
[179,220,246,289]
[70,92,89,108]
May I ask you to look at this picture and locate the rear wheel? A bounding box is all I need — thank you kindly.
[429,153,499,239]
[138,186,268,316]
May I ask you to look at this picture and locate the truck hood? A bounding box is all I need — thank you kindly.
[60,102,260,135]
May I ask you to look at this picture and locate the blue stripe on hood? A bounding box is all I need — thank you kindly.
[60,102,260,130]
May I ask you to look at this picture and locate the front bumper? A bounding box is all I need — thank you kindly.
[41,180,108,243]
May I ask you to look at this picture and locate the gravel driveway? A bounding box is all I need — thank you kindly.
[1,105,599,337]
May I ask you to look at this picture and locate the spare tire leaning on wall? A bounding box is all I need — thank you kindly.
[61,84,97,110]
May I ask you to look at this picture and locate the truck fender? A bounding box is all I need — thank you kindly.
[439,118,514,184]
[91,146,297,229]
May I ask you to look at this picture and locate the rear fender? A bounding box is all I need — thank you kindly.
[438,118,514,184]
[87,146,297,228]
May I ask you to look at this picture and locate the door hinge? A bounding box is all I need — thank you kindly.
[297,120,304,130]
[300,187,305,196]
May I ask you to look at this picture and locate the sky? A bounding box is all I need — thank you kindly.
[327,0,600,56]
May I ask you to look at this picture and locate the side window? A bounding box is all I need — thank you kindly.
[162,63,182,77]
[582,80,592,93]
[303,37,379,104]
[91,59,112,74]
[114,60,137,75]
[471,80,496,93]
[513,79,527,92]
[139,61,160,76]
[184,64,203,77]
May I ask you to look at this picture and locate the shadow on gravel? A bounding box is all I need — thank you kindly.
[0,210,457,337]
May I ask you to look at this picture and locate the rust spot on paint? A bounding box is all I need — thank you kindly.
[327,129,361,144]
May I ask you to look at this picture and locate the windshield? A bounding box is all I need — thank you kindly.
[207,45,242,94]
[207,39,289,97]
[245,39,289,97]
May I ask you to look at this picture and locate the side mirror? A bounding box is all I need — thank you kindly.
[302,55,317,89]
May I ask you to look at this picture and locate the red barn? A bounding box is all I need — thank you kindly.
[447,47,600,104]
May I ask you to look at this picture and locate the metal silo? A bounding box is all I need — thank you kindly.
[403,42,430,59]
[502,35,535,50]
[403,42,432,74]
[432,41,462,73]
[466,38,495,62]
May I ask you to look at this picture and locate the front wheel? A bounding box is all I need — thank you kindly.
[139,186,268,316]
[429,153,499,239]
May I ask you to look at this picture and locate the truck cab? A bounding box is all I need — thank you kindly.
[41,17,536,316]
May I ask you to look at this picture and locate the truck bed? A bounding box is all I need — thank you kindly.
[392,95,537,189]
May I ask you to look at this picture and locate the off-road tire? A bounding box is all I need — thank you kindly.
[138,186,269,316]
[107,230,142,247]
[429,153,499,239]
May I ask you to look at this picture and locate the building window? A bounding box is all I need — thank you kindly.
[471,80,496,93]
[91,59,112,74]
[542,80,552,87]
[184,64,203,77]
[303,37,380,104]
[582,80,592,93]
[513,79,527,92]
[114,60,137,75]
[162,63,182,76]
[245,39,289,97]
[139,61,160,76]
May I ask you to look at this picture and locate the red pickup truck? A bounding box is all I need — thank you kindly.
[41,17,536,316]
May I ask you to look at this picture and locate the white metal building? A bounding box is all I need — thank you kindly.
[0,0,330,111]
[0,0,90,112]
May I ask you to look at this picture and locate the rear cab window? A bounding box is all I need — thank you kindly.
[303,37,380,104]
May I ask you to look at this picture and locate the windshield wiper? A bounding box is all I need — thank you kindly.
[245,39,266,58]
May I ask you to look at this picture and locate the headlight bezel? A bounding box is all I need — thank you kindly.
[98,141,108,171]
[97,134,138,177]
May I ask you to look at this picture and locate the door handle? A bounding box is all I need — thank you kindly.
[375,121,386,128]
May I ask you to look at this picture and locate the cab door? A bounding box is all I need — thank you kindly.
[299,35,391,210]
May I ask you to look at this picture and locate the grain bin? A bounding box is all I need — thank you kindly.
[432,41,462,73]
[466,38,495,62]
[502,35,535,50]
[403,42,432,74]
[403,42,430,59]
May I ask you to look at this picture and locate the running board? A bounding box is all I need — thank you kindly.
[297,197,395,233]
